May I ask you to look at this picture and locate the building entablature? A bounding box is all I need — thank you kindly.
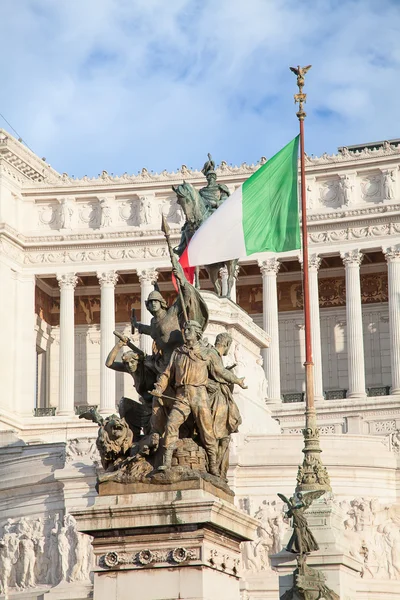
[1,128,400,273]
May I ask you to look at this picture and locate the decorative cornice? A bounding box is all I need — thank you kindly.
[25,244,168,266]
[309,220,400,244]
[307,203,400,223]
[22,143,400,188]
[305,141,400,165]
[0,130,61,183]
[2,127,400,194]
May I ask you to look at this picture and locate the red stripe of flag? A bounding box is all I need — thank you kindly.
[172,247,195,291]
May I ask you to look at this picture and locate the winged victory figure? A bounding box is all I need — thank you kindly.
[278,490,324,555]
[289,65,312,94]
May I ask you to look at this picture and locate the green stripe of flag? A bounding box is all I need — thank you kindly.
[242,135,300,254]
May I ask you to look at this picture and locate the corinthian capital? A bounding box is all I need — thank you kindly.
[97,271,119,287]
[258,258,280,275]
[137,268,159,284]
[299,253,321,271]
[308,254,322,271]
[340,250,363,267]
[383,245,400,263]
[56,273,78,290]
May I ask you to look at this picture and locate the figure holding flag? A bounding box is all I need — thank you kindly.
[131,237,208,377]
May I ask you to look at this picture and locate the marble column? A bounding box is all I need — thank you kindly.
[384,246,400,395]
[258,258,281,403]
[138,268,159,355]
[97,271,119,414]
[308,254,324,401]
[14,273,36,416]
[340,250,366,399]
[56,273,78,416]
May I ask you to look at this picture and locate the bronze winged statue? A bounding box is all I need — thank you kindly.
[278,490,324,555]
[289,65,312,94]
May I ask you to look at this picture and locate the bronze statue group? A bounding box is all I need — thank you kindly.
[102,259,246,482]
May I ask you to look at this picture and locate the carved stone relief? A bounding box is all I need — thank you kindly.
[78,202,100,228]
[319,179,341,210]
[382,169,396,201]
[37,204,59,230]
[0,514,92,594]
[65,437,100,466]
[118,198,139,226]
[58,197,75,229]
[339,497,400,580]
[99,197,113,228]
[339,175,354,207]
[100,546,198,569]
[361,173,382,203]
[162,195,185,224]
[139,195,154,225]
[241,499,288,573]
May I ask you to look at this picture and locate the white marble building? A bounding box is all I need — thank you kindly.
[2,129,400,598]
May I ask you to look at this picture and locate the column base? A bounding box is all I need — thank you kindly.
[346,391,367,400]
[56,409,75,417]
[390,387,400,395]
[265,397,282,405]
[73,487,257,600]
[98,407,117,416]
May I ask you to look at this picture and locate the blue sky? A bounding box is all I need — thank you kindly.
[1,0,399,177]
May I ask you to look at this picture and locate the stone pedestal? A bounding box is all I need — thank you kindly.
[73,486,257,600]
[271,499,363,600]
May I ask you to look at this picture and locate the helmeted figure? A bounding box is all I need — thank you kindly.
[133,264,208,375]
[151,321,246,476]
[105,261,208,446]
[199,153,230,213]
[172,155,238,297]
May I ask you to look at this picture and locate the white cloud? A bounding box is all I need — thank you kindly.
[0,0,399,176]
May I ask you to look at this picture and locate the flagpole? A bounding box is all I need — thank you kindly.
[291,65,331,492]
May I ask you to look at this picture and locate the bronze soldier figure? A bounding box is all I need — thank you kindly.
[132,263,208,375]
[105,334,181,446]
[150,321,247,477]
[207,332,242,481]
[200,153,230,213]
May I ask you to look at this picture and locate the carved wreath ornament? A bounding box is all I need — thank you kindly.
[171,547,195,563]
[102,547,196,568]
[137,549,155,565]
[103,551,120,567]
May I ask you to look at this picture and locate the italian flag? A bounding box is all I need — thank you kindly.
[180,136,301,280]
